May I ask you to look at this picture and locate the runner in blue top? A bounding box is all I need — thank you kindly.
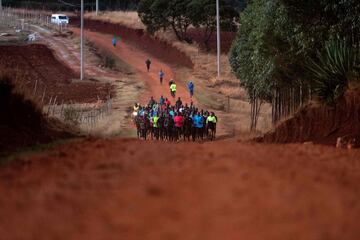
[187,81,194,98]
[112,35,117,47]
[159,95,164,106]
[169,108,175,118]
[193,113,204,140]
[159,69,164,85]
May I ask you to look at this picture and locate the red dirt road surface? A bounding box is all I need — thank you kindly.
[1,139,360,240]
[71,28,196,105]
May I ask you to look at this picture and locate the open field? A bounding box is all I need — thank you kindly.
[0,44,112,104]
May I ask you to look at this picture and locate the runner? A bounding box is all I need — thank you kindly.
[170,81,177,98]
[175,97,182,110]
[112,35,117,47]
[153,114,160,140]
[174,112,184,141]
[145,58,152,72]
[206,112,217,140]
[159,95,165,106]
[148,96,155,108]
[159,69,164,85]
[193,112,204,141]
[187,81,194,98]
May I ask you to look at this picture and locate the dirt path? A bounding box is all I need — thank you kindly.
[71,28,196,105]
[1,139,360,240]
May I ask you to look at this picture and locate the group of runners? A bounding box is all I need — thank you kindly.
[112,37,216,141]
[132,96,218,142]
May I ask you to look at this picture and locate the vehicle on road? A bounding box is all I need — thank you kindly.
[51,14,69,25]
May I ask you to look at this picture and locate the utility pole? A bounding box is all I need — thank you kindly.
[96,0,99,15]
[216,0,221,78]
[80,0,84,80]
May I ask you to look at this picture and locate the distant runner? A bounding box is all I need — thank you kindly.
[187,81,194,98]
[159,69,164,85]
[112,35,117,47]
[170,81,177,98]
[145,58,151,72]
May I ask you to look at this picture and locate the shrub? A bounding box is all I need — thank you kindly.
[104,55,116,69]
[307,39,358,105]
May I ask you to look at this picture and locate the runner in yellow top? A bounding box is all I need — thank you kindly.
[170,81,177,98]
[206,114,217,124]
[153,115,160,139]
[206,112,217,140]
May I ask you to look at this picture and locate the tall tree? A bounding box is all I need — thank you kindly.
[187,0,239,49]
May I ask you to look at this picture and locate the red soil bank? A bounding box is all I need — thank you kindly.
[71,17,194,69]
[0,76,75,157]
[0,44,112,104]
[261,91,360,145]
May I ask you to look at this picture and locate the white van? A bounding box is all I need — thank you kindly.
[51,14,69,25]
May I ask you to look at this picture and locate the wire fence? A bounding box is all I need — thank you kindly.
[0,7,69,33]
[0,10,114,130]
[28,79,112,129]
[44,97,113,129]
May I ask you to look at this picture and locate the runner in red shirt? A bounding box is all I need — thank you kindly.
[165,98,171,106]
[174,113,184,141]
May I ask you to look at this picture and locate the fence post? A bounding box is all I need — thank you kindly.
[33,79,38,95]
[227,96,230,112]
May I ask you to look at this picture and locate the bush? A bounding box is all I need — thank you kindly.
[104,55,116,69]
[307,39,358,105]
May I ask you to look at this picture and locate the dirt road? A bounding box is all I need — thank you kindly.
[1,139,360,240]
[71,28,196,105]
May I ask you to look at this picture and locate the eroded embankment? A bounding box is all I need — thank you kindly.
[261,91,360,145]
[0,75,76,158]
[71,17,194,69]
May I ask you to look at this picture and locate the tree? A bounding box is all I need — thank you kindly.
[230,0,360,127]
[5,0,140,10]
[138,0,239,44]
[187,0,239,49]
[307,39,359,105]
[230,0,312,126]
[138,0,193,42]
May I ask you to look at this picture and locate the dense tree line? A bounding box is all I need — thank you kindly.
[2,0,246,11]
[1,0,140,11]
[229,0,360,129]
[137,0,241,48]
